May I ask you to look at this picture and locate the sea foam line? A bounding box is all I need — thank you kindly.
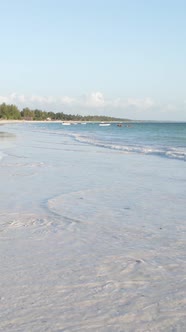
[71,133,186,161]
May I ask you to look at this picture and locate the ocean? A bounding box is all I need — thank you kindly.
[0,121,186,331]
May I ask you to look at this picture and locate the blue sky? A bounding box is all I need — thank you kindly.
[0,0,186,120]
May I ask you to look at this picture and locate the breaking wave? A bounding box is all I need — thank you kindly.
[71,133,186,161]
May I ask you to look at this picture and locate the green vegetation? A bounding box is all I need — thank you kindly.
[0,103,21,120]
[0,103,129,122]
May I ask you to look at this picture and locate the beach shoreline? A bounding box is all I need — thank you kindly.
[0,122,185,332]
[0,119,66,124]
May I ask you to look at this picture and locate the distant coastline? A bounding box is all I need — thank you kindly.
[0,102,128,122]
[0,119,129,124]
[1,119,186,125]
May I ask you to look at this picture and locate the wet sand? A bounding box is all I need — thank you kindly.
[0,123,185,331]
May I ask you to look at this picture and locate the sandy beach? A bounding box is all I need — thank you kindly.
[0,119,65,124]
[0,122,186,331]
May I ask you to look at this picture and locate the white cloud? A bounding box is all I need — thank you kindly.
[0,91,156,116]
[0,92,27,104]
[126,97,155,110]
[0,95,8,103]
[60,96,75,105]
[163,104,177,112]
[1,91,185,119]
[86,92,105,107]
[30,95,56,104]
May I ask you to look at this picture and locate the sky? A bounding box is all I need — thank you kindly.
[0,0,186,120]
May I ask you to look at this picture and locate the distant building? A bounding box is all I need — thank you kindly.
[24,117,33,121]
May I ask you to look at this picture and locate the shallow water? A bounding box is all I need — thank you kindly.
[0,123,186,331]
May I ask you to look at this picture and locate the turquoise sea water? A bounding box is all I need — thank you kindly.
[0,122,186,331]
[30,121,186,161]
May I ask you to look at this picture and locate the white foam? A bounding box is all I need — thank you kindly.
[0,151,5,161]
[71,133,186,161]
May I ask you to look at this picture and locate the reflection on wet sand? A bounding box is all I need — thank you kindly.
[0,131,16,141]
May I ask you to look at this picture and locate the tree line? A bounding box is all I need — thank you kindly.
[0,103,128,122]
